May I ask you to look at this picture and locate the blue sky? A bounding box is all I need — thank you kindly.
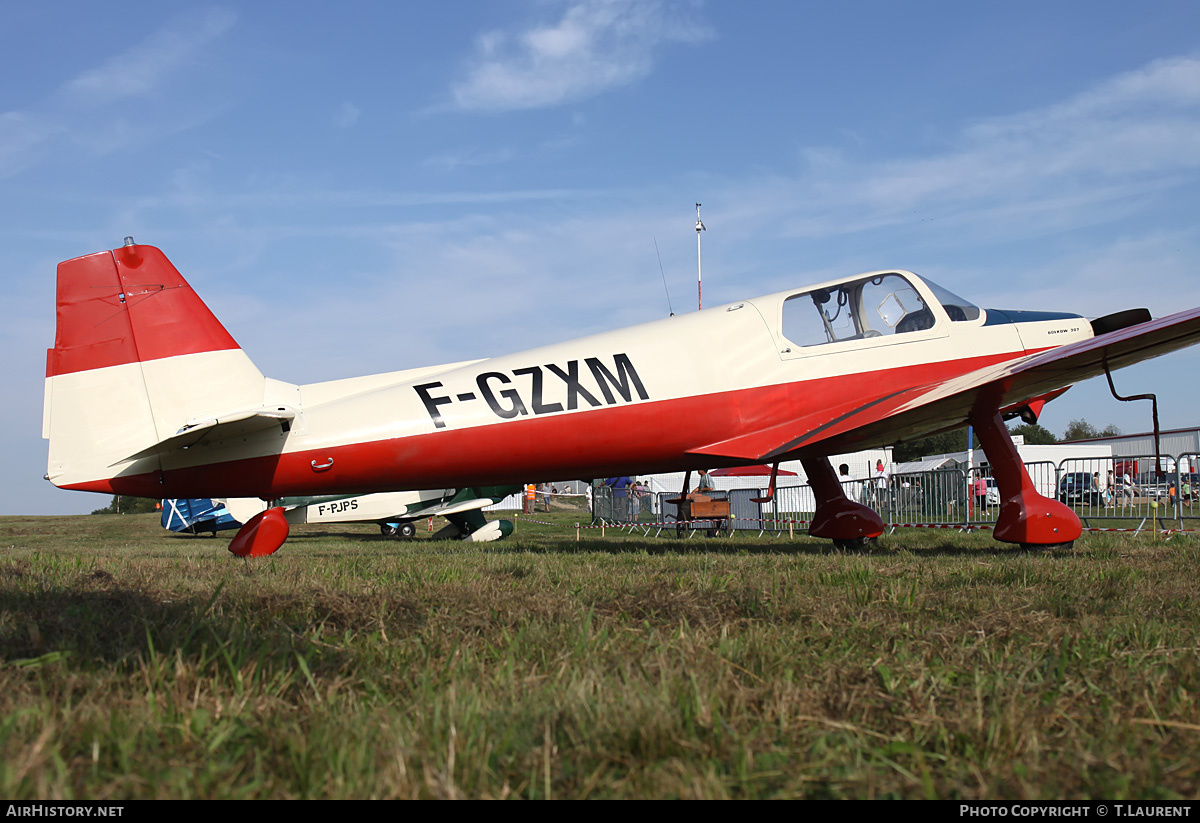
[6,1,1200,515]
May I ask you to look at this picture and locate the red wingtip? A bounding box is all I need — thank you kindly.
[228,507,290,557]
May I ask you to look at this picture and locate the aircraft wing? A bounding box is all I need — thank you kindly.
[690,306,1200,462]
[409,497,497,519]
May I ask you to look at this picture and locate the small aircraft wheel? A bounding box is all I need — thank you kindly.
[397,521,417,539]
[380,523,398,537]
[833,536,878,552]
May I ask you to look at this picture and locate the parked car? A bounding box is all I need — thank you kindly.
[985,477,999,506]
[1058,472,1101,505]
[969,475,1000,507]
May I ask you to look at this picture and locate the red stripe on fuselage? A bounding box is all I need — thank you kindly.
[66,351,1026,499]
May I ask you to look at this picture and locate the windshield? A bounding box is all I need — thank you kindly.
[922,279,981,322]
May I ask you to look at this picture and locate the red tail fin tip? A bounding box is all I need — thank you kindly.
[48,243,241,377]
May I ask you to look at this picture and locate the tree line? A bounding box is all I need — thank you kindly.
[892,419,1121,463]
[92,496,161,515]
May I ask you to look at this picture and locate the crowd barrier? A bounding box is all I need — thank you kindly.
[583,452,1200,535]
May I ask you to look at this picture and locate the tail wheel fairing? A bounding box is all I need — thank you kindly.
[228,507,290,557]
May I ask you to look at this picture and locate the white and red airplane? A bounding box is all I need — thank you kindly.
[43,239,1200,556]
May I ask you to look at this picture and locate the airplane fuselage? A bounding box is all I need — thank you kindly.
[48,267,1089,500]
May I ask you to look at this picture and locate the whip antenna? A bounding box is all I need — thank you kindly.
[654,237,675,317]
[695,203,705,310]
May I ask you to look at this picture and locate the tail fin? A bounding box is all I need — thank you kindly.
[43,241,281,496]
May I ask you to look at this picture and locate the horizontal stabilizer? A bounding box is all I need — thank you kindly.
[120,407,296,464]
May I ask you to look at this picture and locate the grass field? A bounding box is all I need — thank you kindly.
[2,511,1199,799]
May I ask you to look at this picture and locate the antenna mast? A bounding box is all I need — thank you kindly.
[695,203,705,310]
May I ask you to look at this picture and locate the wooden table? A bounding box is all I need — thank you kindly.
[668,492,731,537]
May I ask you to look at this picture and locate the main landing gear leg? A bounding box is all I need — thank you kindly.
[801,457,884,550]
[972,410,1081,549]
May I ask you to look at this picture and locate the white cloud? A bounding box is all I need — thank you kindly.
[62,8,238,106]
[0,111,60,179]
[0,8,240,178]
[1019,54,1200,123]
[769,55,1200,243]
[450,0,712,112]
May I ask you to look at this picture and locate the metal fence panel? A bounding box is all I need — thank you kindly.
[1178,453,1200,523]
[1056,454,1173,525]
[657,492,678,527]
[592,487,652,523]
[964,467,995,524]
[963,463,1051,523]
[890,469,967,524]
[768,484,815,528]
[729,488,764,531]
[629,490,650,522]
[593,485,615,523]
[1024,461,1058,501]
[595,452,1200,534]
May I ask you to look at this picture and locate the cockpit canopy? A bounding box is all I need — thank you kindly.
[781,272,980,348]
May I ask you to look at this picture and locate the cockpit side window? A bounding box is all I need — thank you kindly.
[782,285,860,346]
[782,273,934,348]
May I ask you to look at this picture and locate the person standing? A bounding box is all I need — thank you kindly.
[838,463,860,503]
[629,479,644,521]
[973,474,988,515]
[873,460,889,508]
[605,476,632,520]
